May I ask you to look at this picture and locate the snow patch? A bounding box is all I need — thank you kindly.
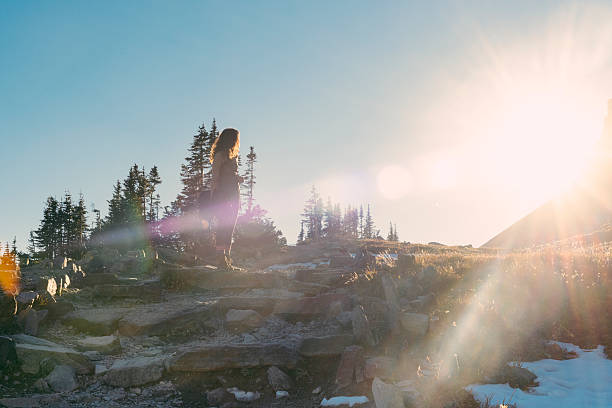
[467,342,612,408]
[226,387,260,402]
[276,390,289,399]
[320,396,369,407]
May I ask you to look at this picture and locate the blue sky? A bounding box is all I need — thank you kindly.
[2,1,612,250]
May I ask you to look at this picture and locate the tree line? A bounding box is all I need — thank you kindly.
[27,119,284,260]
[298,186,399,244]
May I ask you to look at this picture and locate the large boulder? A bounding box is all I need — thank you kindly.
[103,356,166,387]
[12,334,93,374]
[45,364,78,392]
[36,277,58,297]
[117,298,216,337]
[93,280,162,301]
[352,305,376,347]
[365,357,395,380]
[372,377,404,408]
[335,345,365,389]
[15,291,38,312]
[267,366,294,391]
[16,307,48,336]
[169,343,299,372]
[0,336,17,369]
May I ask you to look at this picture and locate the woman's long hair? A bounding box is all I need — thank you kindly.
[210,128,240,163]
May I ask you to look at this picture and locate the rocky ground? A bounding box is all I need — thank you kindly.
[0,242,583,408]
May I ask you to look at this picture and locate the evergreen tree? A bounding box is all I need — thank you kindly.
[387,221,394,241]
[393,223,399,241]
[146,166,162,221]
[73,194,88,248]
[297,221,305,244]
[27,231,36,256]
[204,119,219,188]
[175,123,209,211]
[364,204,375,239]
[11,236,17,256]
[35,196,60,258]
[106,181,124,226]
[243,146,257,215]
[359,205,364,239]
[301,186,324,241]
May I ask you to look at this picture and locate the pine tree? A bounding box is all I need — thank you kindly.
[297,221,305,244]
[175,122,213,211]
[11,236,17,256]
[359,205,364,238]
[364,204,375,239]
[146,166,162,221]
[393,223,399,241]
[204,119,219,188]
[244,146,257,215]
[301,186,324,241]
[73,194,88,248]
[35,196,60,258]
[106,180,124,226]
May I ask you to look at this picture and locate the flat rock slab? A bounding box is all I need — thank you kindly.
[162,266,282,291]
[76,335,121,354]
[169,343,299,372]
[93,280,162,301]
[80,273,121,287]
[273,293,350,319]
[63,308,129,335]
[298,334,355,357]
[103,356,166,387]
[12,334,93,374]
[214,296,277,314]
[118,298,217,337]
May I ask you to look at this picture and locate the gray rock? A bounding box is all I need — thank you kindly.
[15,291,38,310]
[273,293,350,320]
[399,313,429,339]
[267,366,293,391]
[169,343,299,372]
[352,305,375,347]
[103,356,166,387]
[381,275,400,311]
[372,377,404,408]
[226,309,264,331]
[365,357,395,380]
[76,335,122,355]
[298,334,354,357]
[63,308,128,335]
[0,336,17,369]
[45,365,78,392]
[17,307,48,336]
[12,334,93,374]
[335,345,365,389]
[207,387,231,405]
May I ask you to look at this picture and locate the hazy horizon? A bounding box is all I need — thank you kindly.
[3,1,612,250]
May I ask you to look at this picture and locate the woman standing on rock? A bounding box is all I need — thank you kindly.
[210,128,243,270]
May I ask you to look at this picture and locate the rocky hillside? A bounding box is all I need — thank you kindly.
[0,241,609,408]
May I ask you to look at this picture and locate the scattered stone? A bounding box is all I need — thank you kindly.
[45,365,78,392]
[215,296,277,314]
[267,366,293,391]
[352,305,375,347]
[12,334,93,374]
[397,254,417,271]
[94,364,108,376]
[83,351,104,361]
[80,273,120,287]
[162,266,279,291]
[381,275,400,311]
[103,356,166,387]
[312,386,322,394]
[365,357,395,380]
[226,309,264,331]
[76,335,122,355]
[0,395,62,408]
[371,377,404,408]
[399,312,429,339]
[329,256,354,268]
[335,311,353,328]
[276,390,289,399]
[207,387,232,406]
[298,334,354,357]
[169,343,299,372]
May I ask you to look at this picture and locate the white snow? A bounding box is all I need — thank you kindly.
[467,342,612,408]
[226,387,261,402]
[276,390,289,398]
[320,396,369,407]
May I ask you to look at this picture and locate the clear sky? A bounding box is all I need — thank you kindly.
[2,1,612,250]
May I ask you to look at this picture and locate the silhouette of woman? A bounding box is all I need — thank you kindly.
[210,128,242,270]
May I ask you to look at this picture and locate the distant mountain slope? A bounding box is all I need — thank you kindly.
[483,101,612,249]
